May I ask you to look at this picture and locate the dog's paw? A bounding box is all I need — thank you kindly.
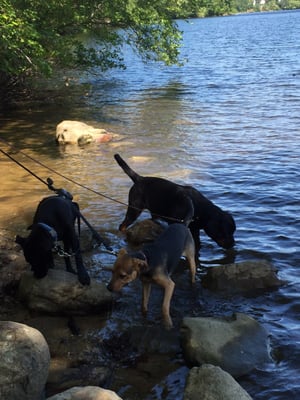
[66,266,77,275]
[33,271,48,279]
[163,316,173,330]
[78,271,91,285]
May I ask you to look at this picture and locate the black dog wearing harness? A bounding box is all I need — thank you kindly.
[16,195,90,285]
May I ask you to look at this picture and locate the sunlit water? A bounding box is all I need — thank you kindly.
[1,10,300,400]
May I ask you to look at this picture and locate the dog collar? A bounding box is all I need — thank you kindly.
[37,222,58,242]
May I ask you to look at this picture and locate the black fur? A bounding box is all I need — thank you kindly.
[16,196,90,285]
[114,154,236,258]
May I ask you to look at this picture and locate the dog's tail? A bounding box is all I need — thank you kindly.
[114,154,141,183]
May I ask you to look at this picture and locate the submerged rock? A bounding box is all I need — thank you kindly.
[18,270,112,314]
[181,313,271,377]
[125,219,166,246]
[0,321,50,400]
[56,120,113,145]
[184,364,252,400]
[202,260,284,293]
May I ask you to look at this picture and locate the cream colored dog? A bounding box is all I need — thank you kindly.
[56,120,113,145]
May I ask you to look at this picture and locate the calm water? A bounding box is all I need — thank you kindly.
[1,10,300,400]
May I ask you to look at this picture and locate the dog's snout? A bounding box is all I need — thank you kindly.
[119,223,127,232]
[219,238,235,249]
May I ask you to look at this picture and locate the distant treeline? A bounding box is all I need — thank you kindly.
[174,0,300,18]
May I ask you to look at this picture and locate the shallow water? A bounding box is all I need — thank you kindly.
[0,10,300,400]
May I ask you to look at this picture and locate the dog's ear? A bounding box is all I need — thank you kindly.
[15,235,26,248]
[117,248,128,258]
[78,134,94,145]
[133,258,148,272]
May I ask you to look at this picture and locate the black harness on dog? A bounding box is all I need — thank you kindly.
[37,222,58,242]
[37,222,77,257]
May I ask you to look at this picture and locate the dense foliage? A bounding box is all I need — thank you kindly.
[0,0,184,80]
[0,0,299,90]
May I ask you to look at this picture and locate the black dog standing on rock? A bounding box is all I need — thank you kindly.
[114,154,236,259]
[16,195,90,285]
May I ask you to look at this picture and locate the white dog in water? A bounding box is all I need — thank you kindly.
[56,120,113,145]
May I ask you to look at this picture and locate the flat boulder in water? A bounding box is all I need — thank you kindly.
[181,313,271,377]
[18,270,112,315]
[202,260,284,293]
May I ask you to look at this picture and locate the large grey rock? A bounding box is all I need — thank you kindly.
[181,313,271,377]
[184,364,252,400]
[202,260,283,293]
[18,270,112,315]
[0,321,50,400]
[47,386,122,400]
[56,120,113,145]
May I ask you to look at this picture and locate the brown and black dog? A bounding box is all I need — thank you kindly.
[114,153,236,259]
[107,223,196,328]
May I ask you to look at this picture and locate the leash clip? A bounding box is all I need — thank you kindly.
[54,244,73,258]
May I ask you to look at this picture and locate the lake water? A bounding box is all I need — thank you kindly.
[1,10,300,400]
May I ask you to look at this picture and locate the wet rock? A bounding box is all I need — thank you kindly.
[125,219,165,246]
[47,386,123,400]
[184,364,252,400]
[127,325,181,354]
[18,270,112,315]
[47,363,111,397]
[56,120,113,145]
[0,232,28,296]
[0,321,50,400]
[202,260,284,293]
[180,313,271,377]
[0,251,27,295]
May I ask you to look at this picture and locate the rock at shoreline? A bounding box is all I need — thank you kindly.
[56,120,113,145]
[47,386,123,400]
[0,321,50,400]
[184,364,252,400]
[181,313,271,377]
[125,219,166,246]
[18,270,112,315]
[202,260,284,293]
[0,251,27,295]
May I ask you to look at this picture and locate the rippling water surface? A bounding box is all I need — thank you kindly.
[1,10,300,400]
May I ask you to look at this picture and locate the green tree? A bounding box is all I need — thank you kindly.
[1,0,299,97]
[0,0,186,83]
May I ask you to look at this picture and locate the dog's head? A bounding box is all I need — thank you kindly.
[204,211,236,249]
[16,224,56,278]
[107,248,148,292]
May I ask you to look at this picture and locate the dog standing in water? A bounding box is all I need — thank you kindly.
[107,223,196,328]
[16,195,90,285]
[114,153,236,259]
